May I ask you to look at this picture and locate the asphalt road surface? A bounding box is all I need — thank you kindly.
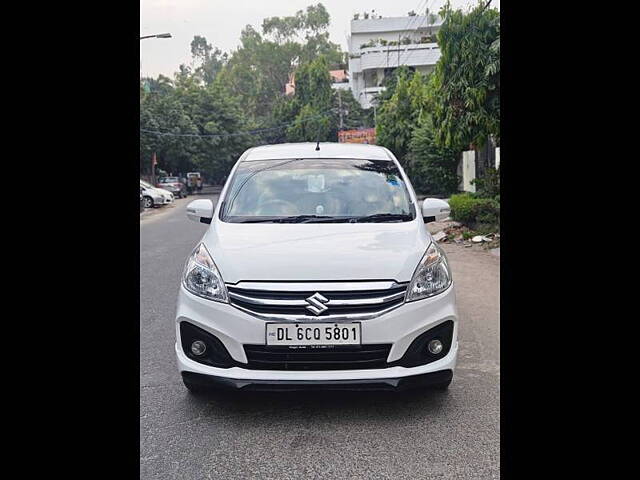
[140,192,500,479]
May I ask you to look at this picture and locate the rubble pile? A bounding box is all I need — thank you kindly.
[433,222,500,249]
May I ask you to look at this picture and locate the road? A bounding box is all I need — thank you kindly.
[140,192,500,480]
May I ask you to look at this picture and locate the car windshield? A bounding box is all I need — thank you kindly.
[140,180,152,188]
[221,158,415,223]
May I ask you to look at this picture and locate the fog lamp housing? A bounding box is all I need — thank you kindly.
[191,340,207,356]
[427,339,443,355]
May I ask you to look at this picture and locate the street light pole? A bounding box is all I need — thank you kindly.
[140,33,172,181]
[140,32,172,85]
[140,33,172,40]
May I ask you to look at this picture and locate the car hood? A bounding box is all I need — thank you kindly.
[154,187,173,196]
[201,221,431,284]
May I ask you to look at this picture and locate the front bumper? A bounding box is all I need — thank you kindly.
[181,369,453,392]
[175,283,458,384]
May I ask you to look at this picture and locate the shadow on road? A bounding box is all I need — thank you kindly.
[183,387,452,420]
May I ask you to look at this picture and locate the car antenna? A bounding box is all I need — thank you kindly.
[314,115,323,151]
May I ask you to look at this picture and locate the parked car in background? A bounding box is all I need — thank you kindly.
[187,172,203,194]
[157,176,188,199]
[140,180,174,208]
[176,143,457,394]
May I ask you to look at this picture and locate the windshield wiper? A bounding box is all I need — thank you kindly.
[231,215,336,223]
[279,215,338,223]
[302,213,413,223]
[231,216,285,223]
[351,213,413,223]
[231,213,412,224]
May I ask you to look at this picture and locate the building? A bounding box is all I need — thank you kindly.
[348,14,443,109]
[329,69,350,91]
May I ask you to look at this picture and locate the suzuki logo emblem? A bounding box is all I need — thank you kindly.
[305,292,329,315]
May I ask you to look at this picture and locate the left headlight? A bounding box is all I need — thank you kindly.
[182,243,228,303]
[406,241,452,302]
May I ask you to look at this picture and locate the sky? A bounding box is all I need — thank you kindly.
[140,0,500,78]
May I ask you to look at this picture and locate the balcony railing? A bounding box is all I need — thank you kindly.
[350,43,440,72]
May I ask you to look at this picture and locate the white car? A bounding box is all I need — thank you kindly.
[140,180,174,208]
[175,143,457,393]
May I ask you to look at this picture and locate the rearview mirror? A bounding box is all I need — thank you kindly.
[186,199,214,224]
[422,198,451,223]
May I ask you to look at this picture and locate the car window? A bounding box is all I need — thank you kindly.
[222,158,415,223]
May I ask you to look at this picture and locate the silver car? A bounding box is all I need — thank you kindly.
[140,180,174,208]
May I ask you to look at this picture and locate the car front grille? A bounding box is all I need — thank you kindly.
[243,344,392,370]
[227,281,408,320]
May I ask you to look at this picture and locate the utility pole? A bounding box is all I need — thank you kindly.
[338,90,344,129]
[151,152,157,186]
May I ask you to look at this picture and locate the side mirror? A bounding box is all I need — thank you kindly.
[422,198,451,223]
[186,199,214,224]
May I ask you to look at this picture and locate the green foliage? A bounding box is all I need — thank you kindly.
[471,167,500,199]
[295,56,333,108]
[140,3,353,182]
[375,68,423,165]
[272,56,371,143]
[286,104,330,142]
[407,116,460,195]
[376,67,461,194]
[430,1,500,150]
[333,89,373,130]
[449,193,500,230]
[139,76,253,183]
[188,35,227,86]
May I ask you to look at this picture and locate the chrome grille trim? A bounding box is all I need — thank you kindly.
[227,290,406,307]
[228,281,402,292]
[226,281,409,321]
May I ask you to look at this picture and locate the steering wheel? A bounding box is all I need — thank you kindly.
[255,199,300,216]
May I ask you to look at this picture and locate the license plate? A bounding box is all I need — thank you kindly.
[266,323,361,346]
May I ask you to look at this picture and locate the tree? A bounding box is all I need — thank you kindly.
[294,55,333,108]
[139,3,349,181]
[429,1,500,151]
[407,115,460,195]
[139,72,253,182]
[375,68,427,165]
[333,89,373,131]
[280,56,334,142]
[189,35,227,86]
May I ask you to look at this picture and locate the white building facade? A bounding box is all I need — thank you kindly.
[348,15,443,109]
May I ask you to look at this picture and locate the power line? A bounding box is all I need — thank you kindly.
[398,0,436,66]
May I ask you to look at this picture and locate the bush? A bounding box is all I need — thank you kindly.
[471,167,500,198]
[449,193,500,231]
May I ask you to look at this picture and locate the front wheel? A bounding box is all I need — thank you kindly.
[143,196,154,209]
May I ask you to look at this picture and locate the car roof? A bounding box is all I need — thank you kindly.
[241,142,395,162]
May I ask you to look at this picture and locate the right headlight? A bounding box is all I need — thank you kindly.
[406,241,452,302]
[182,243,228,303]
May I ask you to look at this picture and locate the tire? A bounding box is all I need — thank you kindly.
[143,196,154,209]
